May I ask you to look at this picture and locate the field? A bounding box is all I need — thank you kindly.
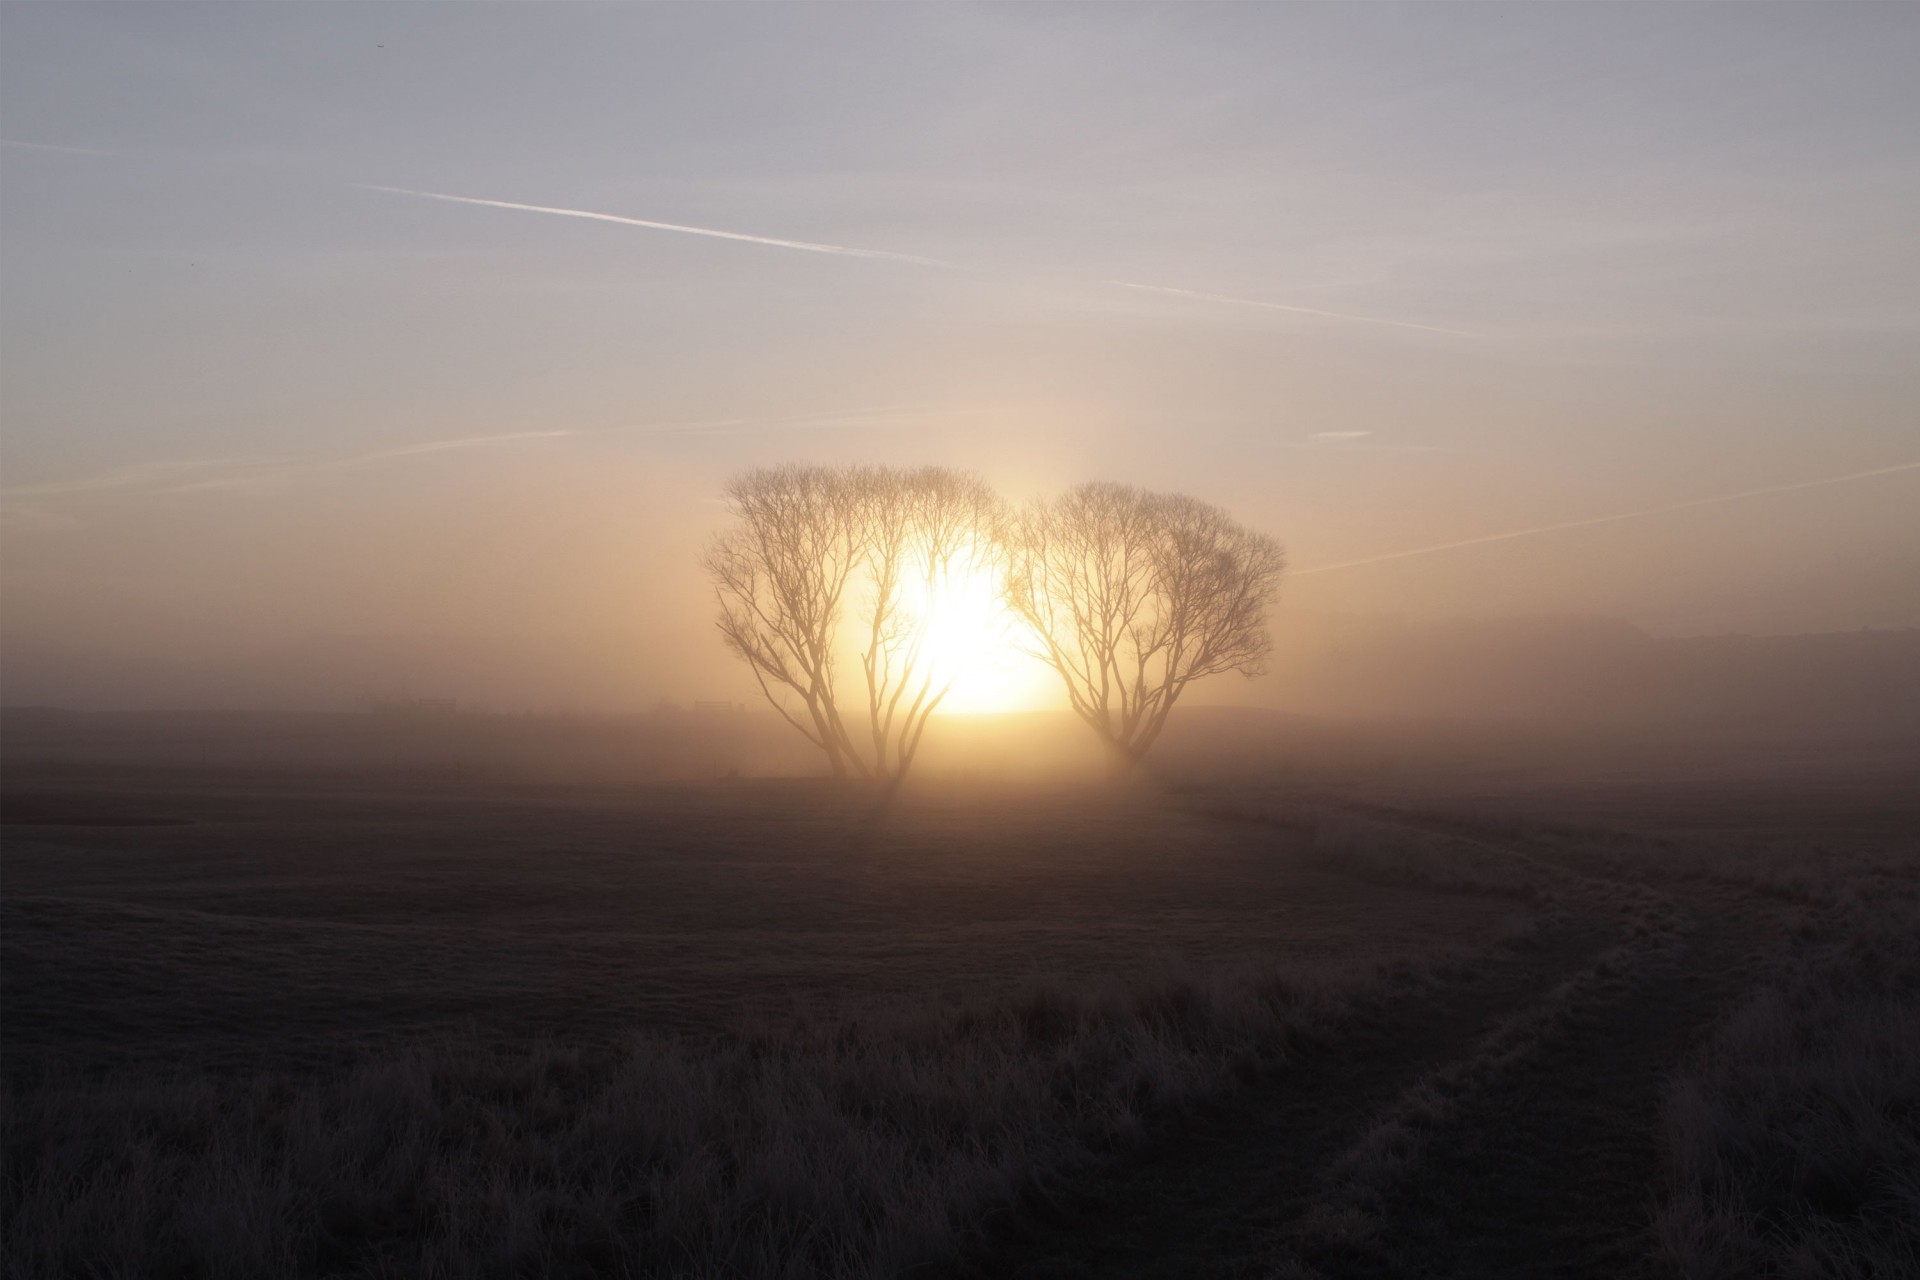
[4,746,1917,1278]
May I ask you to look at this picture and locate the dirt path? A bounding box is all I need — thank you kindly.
[940,912,1617,1277]
[1276,811,1789,1280]
[1279,888,1772,1278]
[945,808,1790,1280]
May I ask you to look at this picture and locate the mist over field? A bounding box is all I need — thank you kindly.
[3,6,1917,720]
[3,5,1918,1279]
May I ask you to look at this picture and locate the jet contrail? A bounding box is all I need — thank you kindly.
[1,408,945,501]
[625,404,977,437]
[0,143,1483,335]
[3,432,577,499]
[166,430,579,490]
[1107,280,1479,338]
[0,457,252,499]
[358,184,960,268]
[360,185,1472,336]
[1292,460,1920,576]
[350,430,575,463]
[0,137,117,157]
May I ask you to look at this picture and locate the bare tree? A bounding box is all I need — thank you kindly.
[856,468,1003,779]
[705,464,1001,780]
[1003,482,1283,766]
[706,465,869,776]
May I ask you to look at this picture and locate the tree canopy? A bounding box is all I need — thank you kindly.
[705,464,1000,780]
[707,469,1281,776]
[1002,482,1284,764]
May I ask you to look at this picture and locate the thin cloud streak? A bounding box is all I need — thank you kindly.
[3,432,576,500]
[358,185,961,268]
[361,184,1468,337]
[1108,280,1480,338]
[0,137,117,157]
[0,458,257,499]
[1293,461,1920,576]
[9,140,1480,337]
[168,430,580,491]
[626,404,976,438]
[2,408,948,502]
[351,430,575,463]
[1251,433,1453,456]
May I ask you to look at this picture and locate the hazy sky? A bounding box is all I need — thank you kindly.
[2,3,1916,709]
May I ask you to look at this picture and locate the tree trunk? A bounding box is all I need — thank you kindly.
[1100,734,1146,781]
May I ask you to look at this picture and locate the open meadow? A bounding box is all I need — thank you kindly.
[5,733,1915,1278]
[7,6,1919,1277]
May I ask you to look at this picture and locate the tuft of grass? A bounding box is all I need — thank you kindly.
[2,960,1392,1280]
[1287,930,1681,1272]
[1657,905,1920,1280]
[1307,812,1550,901]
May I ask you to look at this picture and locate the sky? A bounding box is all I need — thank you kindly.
[2,3,1916,711]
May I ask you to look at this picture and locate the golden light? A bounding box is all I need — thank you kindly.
[906,551,1057,715]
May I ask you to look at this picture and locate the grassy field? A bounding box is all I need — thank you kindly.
[0,777,1523,1071]
[3,760,1915,1277]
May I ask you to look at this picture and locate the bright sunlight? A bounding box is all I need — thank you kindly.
[908,553,1057,715]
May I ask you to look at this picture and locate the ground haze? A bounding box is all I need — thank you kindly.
[3,4,1917,1277]
[4,715,1916,1276]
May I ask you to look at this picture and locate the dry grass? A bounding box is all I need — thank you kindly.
[1658,902,1920,1280]
[12,772,1908,1276]
[1185,793,1559,904]
[1376,795,1920,910]
[1,780,1521,1075]
[1288,914,1683,1270]
[1307,810,1561,902]
[1283,794,1920,1279]
[2,959,1392,1280]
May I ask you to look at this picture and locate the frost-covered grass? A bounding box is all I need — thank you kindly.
[3,960,1398,1280]
[1659,902,1920,1280]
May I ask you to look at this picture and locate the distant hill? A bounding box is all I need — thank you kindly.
[1262,617,1920,743]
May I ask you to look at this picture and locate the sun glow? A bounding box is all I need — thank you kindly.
[907,554,1057,715]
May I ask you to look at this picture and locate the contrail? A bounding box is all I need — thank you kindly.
[350,430,574,463]
[1107,280,1479,338]
[167,430,579,490]
[358,185,960,268]
[0,137,117,157]
[625,404,975,438]
[2,408,943,501]
[360,185,1470,336]
[1292,460,1920,576]
[0,457,252,499]
[5,145,1479,338]
[3,432,577,499]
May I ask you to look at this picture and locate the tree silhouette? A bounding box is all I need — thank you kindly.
[856,467,1002,778]
[705,464,1000,780]
[707,465,867,777]
[1003,482,1283,766]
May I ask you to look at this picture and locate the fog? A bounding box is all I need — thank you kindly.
[3,438,1914,727]
[10,15,1920,1278]
[3,4,1917,723]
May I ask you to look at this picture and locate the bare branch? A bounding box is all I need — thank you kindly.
[1002,482,1283,766]
[705,463,1003,781]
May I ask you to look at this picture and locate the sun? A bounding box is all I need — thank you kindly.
[907,552,1057,715]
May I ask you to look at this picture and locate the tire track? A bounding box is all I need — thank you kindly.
[934,808,1622,1279]
[942,801,1784,1280]
[1267,809,1782,1280]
